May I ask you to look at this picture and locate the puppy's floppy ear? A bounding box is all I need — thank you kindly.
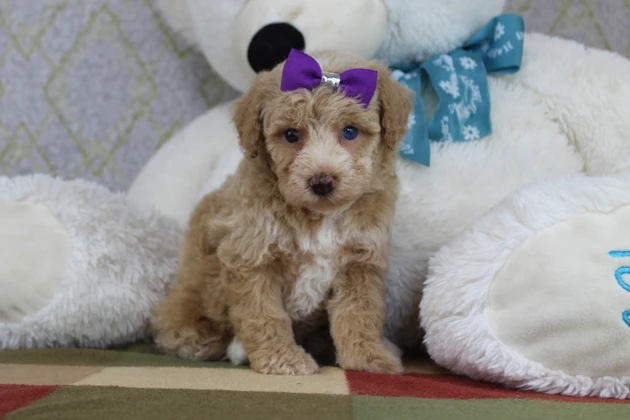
[232,74,269,159]
[377,69,413,151]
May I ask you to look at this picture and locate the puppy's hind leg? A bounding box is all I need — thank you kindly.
[151,250,232,361]
[152,301,231,361]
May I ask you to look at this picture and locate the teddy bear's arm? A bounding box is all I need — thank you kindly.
[127,101,241,226]
[511,33,630,175]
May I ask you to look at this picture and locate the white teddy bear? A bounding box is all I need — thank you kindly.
[128,0,630,398]
[3,0,630,399]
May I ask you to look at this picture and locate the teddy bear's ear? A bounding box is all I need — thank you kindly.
[232,74,270,159]
[377,69,413,152]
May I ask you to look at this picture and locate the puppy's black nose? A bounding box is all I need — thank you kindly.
[309,173,335,197]
[247,23,305,73]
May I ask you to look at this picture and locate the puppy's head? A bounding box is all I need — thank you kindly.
[233,50,412,213]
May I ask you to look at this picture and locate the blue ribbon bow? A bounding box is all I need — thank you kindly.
[392,14,525,166]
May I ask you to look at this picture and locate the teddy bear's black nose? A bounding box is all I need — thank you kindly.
[247,23,305,73]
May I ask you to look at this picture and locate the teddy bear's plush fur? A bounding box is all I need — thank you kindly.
[0,175,182,350]
[151,51,412,375]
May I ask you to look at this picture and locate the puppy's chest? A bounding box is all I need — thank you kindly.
[284,219,346,321]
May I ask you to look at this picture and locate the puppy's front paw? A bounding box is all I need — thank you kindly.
[338,342,403,374]
[250,345,319,375]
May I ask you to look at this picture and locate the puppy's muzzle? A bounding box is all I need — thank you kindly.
[309,173,335,197]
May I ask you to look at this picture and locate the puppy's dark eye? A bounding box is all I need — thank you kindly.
[284,129,300,143]
[341,126,359,141]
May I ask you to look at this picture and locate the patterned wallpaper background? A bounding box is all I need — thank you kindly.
[0,0,629,191]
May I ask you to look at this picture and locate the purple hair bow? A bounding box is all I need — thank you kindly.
[280,49,377,109]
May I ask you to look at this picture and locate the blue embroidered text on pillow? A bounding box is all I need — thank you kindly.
[391,14,525,166]
[608,250,630,327]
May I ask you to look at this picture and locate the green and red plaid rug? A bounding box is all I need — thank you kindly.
[2,344,630,419]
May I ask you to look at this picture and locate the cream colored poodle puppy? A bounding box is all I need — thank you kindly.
[151,49,412,375]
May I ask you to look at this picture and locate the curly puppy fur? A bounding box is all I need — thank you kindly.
[151,50,412,375]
